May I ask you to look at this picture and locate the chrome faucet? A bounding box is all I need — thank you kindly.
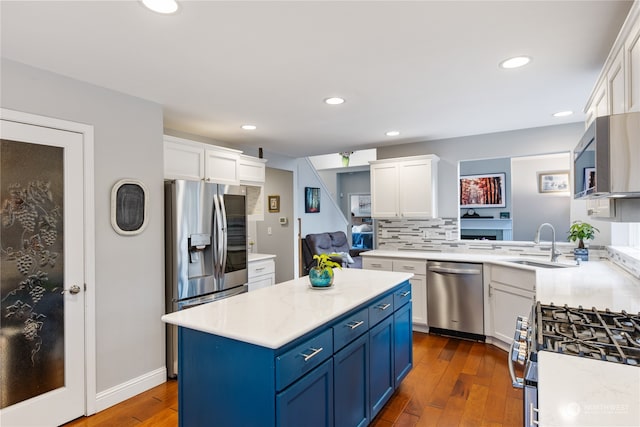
[534,223,561,263]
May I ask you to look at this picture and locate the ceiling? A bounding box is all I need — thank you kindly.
[0,1,634,157]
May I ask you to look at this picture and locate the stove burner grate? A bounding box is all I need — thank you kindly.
[536,303,640,366]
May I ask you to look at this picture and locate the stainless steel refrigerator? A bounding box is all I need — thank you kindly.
[164,179,248,378]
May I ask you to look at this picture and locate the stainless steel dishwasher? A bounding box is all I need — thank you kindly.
[427,261,484,339]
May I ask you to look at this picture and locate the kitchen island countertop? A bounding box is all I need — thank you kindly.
[161,268,413,349]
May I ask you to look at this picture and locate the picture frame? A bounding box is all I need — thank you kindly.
[459,173,506,208]
[268,195,280,213]
[305,187,320,213]
[538,170,570,193]
[583,167,596,193]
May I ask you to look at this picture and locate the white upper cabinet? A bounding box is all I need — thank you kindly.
[164,136,206,181]
[585,2,640,124]
[203,145,241,185]
[370,162,399,218]
[608,47,625,115]
[238,155,267,184]
[370,155,439,219]
[163,135,266,186]
[626,16,640,112]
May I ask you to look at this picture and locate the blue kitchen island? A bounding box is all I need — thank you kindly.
[161,268,414,427]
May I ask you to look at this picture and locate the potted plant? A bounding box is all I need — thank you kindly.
[309,253,342,288]
[567,220,599,261]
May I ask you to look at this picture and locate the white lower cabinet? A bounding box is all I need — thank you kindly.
[362,257,428,331]
[487,265,536,344]
[248,257,276,291]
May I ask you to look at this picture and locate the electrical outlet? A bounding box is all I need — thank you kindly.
[267,227,272,235]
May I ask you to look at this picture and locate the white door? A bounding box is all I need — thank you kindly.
[0,120,85,426]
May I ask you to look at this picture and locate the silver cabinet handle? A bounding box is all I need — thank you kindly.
[371,263,382,268]
[300,347,323,362]
[400,291,411,297]
[346,320,364,330]
[403,266,415,270]
[428,266,482,275]
[376,303,391,311]
[62,285,81,295]
[255,267,265,271]
[508,340,524,389]
[529,403,539,426]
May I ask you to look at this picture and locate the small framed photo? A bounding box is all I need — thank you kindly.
[268,195,280,213]
[538,171,570,193]
[583,167,596,193]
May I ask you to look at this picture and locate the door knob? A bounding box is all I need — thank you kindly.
[62,285,81,295]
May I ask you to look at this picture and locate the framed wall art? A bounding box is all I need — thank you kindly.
[304,187,320,213]
[538,170,570,193]
[268,195,280,213]
[460,173,506,208]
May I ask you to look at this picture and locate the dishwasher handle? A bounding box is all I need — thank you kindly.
[428,265,482,275]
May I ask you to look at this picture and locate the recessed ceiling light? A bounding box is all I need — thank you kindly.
[142,0,179,14]
[324,97,345,105]
[499,56,531,69]
[552,110,574,118]
[241,124,257,130]
[385,131,400,137]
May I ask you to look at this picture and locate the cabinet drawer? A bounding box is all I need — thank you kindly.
[490,265,536,292]
[276,329,332,391]
[393,282,412,309]
[248,259,275,278]
[369,294,394,326]
[392,259,426,275]
[333,308,369,352]
[363,258,393,271]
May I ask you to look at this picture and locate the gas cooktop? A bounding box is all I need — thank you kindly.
[535,303,640,366]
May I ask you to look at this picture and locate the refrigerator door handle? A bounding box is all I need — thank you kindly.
[218,193,228,276]
[212,192,224,278]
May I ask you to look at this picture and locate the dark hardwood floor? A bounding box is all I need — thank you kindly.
[65,332,523,427]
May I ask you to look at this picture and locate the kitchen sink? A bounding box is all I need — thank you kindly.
[505,259,575,269]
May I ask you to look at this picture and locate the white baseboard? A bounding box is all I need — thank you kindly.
[95,366,167,413]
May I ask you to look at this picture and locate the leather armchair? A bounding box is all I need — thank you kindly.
[302,231,364,276]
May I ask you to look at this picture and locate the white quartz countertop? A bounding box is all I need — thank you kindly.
[538,351,640,426]
[161,268,413,349]
[361,250,640,313]
[248,252,276,262]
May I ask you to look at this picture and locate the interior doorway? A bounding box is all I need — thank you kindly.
[349,193,374,250]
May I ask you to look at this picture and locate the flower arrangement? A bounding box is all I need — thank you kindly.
[313,253,343,271]
[339,151,353,167]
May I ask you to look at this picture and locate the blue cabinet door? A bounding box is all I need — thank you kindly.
[369,316,394,419]
[393,302,413,385]
[276,358,334,427]
[334,333,369,427]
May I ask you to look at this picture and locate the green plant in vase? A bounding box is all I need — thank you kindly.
[567,220,599,261]
[309,253,342,288]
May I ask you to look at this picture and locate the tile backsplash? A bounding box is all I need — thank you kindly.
[375,218,609,261]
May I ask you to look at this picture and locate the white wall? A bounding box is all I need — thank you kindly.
[309,149,376,170]
[1,60,165,398]
[511,153,571,241]
[256,168,295,283]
